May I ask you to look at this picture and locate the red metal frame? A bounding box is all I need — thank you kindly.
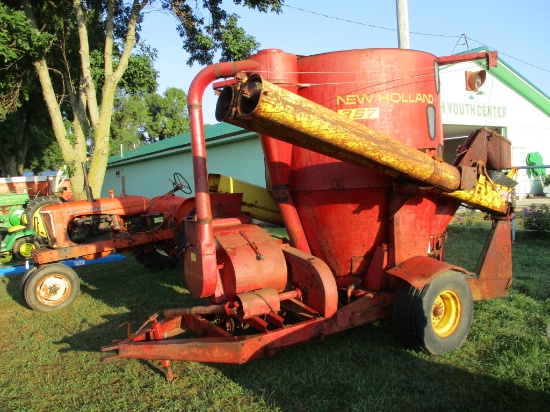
[32,227,177,264]
[438,50,498,69]
[103,291,392,364]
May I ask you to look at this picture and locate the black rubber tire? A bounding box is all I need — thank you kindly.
[393,270,474,355]
[12,236,39,260]
[134,245,177,271]
[393,277,423,350]
[23,195,61,242]
[23,263,80,312]
[20,266,38,298]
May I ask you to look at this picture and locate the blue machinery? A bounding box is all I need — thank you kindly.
[0,253,126,277]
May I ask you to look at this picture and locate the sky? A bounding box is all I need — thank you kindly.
[140,0,550,124]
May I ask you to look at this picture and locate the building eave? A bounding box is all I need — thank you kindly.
[441,47,550,117]
[107,123,257,167]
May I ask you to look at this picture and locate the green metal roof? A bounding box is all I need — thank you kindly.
[107,122,256,166]
[442,47,550,117]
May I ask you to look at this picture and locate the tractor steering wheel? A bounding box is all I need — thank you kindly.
[172,172,192,194]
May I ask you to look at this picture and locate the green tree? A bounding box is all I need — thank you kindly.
[0,10,159,177]
[110,93,150,155]
[28,139,65,173]
[0,3,58,176]
[146,87,189,140]
[110,87,190,155]
[0,3,52,122]
[0,89,57,177]
[4,0,282,199]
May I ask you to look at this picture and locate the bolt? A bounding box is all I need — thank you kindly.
[432,304,444,318]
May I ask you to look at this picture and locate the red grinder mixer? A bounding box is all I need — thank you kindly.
[102,48,515,381]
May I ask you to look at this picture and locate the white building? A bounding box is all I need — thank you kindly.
[440,47,550,197]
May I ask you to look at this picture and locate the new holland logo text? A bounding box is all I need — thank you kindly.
[337,92,434,105]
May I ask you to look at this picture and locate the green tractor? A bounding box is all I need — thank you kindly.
[0,194,60,262]
[0,192,29,231]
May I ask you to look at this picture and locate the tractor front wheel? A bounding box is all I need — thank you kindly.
[23,264,80,312]
[393,270,473,355]
[20,266,38,298]
[12,237,39,260]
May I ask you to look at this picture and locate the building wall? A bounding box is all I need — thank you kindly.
[440,61,550,196]
[103,135,265,198]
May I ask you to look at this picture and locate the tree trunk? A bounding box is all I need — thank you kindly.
[31,57,88,199]
[0,104,31,177]
[87,78,116,198]
[23,0,148,199]
[15,105,32,175]
[2,154,18,177]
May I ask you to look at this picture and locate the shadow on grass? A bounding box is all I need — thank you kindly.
[2,253,194,377]
[2,254,198,379]
[215,326,549,411]
[3,252,548,411]
[53,311,549,411]
[4,253,191,313]
[56,275,550,411]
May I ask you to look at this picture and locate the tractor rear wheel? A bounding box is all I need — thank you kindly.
[23,263,80,312]
[393,270,473,355]
[12,236,39,260]
[23,195,61,242]
[134,244,177,271]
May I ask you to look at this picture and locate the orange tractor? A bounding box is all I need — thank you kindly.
[20,171,192,312]
[100,48,517,381]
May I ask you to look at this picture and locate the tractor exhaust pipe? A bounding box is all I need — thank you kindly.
[81,162,94,202]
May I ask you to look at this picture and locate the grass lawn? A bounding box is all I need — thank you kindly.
[0,225,549,411]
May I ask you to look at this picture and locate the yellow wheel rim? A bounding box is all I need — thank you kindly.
[19,242,36,258]
[431,290,461,337]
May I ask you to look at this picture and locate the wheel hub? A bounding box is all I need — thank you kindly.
[19,242,36,258]
[431,290,461,337]
[37,275,71,306]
